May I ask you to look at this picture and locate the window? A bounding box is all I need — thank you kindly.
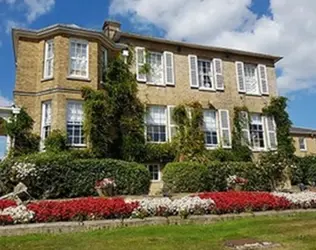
[67,101,84,146]
[69,39,89,78]
[146,106,167,143]
[43,40,54,79]
[168,106,177,141]
[147,52,164,84]
[244,64,259,94]
[101,47,108,82]
[147,164,161,181]
[299,137,307,151]
[203,110,218,147]
[250,114,265,149]
[41,101,52,140]
[198,59,213,89]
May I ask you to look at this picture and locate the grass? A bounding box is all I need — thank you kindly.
[1,213,316,250]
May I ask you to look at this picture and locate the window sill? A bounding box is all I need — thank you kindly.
[300,149,308,152]
[205,145,218,150]
[199,87,215,92]
[67,76,91,82]
[251,148,267,152]
[41,77,54,82]
[68,144,87,148]
[245,93,262,97]
[146,82,166,87]
[146,141,168,144]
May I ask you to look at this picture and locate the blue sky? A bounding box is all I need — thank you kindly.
[0,0,315,156]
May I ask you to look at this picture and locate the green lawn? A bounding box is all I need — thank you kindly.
[1,213,316,250]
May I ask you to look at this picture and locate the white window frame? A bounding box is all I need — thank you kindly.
[147,164,161,182]
[100,47,108,83]
[40,101,52,148]
[147,51,164,85]
[244,63,260,95]
[198,59,215,91]
[250,114,266,151]
[299,137,307,151]
[203,110,219,149]
[66,101,85,147]
[68,39,89,79]
[167,106,177,142]
[43,40,54,79]
[145,106,168,143]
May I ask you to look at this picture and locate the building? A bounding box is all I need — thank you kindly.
[290,127,316,156]
[12,20,283,193]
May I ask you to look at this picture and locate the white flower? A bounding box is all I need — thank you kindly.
[0,205,35,224]
[273,191,316,208]
[132,196,215,217]
[11,162,37,180]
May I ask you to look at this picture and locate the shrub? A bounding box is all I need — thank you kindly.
[292,156,316,185]
[44,130,68,152]
[163,162,208,193]
[206,161,272,192]
[143,143,176,163]
[0,152,151,199]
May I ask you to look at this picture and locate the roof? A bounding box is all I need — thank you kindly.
[11,24,125,63]
[117,32,283,63]
[290,126,316,136]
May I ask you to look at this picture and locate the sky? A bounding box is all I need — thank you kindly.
[0,0,316,156]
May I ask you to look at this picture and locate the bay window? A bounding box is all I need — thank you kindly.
[41,101,52,141]
[69,39,89,78]
[43,40,54,79]
[67,101,84,146]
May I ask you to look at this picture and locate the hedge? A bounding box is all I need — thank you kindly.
[0,152,151,199]
[163,161,272,193]
[162,162,208,193]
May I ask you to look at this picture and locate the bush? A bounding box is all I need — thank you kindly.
[206,161,271,191]
[163,162,208,193]
[0,152,151,199]
[292,156,316,185]
[205,148,252,163]
[143,143,176,163]
[44,130,68,152]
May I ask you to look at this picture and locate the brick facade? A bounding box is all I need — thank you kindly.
[12,21,313,194]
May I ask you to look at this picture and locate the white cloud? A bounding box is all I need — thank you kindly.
[5,19,24,33]
[0,94,11,106]
[24,0,55,23]
[110,0,316,94]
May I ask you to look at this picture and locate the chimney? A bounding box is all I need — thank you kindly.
[102,20,121,40]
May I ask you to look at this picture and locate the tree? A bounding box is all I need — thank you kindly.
[5,108,40,156]
[82,55,145,161]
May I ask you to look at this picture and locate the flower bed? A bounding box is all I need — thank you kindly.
[198,192,291,214]
[1,191,316,225]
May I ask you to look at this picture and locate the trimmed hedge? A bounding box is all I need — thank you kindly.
[163,161,272,193]
[292,156,316,185]
[162,162,208,193]
[0,152,150,199]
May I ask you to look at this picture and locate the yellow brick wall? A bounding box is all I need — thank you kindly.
[292,135,316,157]
[14,31,279,141]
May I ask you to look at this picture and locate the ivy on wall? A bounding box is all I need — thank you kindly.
[82,54,145,161]
[172,102,206,162]
[231,106,252,162]
[263,96,295,158]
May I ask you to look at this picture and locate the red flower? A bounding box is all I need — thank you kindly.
[0,200,16,210]
[198,191,291,214]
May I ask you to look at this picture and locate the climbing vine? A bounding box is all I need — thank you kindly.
[262,96,295,158]
[172,102,206,162]
[231,106,252,161]
[82,53,145,161]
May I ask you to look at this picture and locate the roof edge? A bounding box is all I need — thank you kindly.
[118,32,283,63]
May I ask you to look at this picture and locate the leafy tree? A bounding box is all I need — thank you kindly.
[82,56,145,161]
[5,108,40,156]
